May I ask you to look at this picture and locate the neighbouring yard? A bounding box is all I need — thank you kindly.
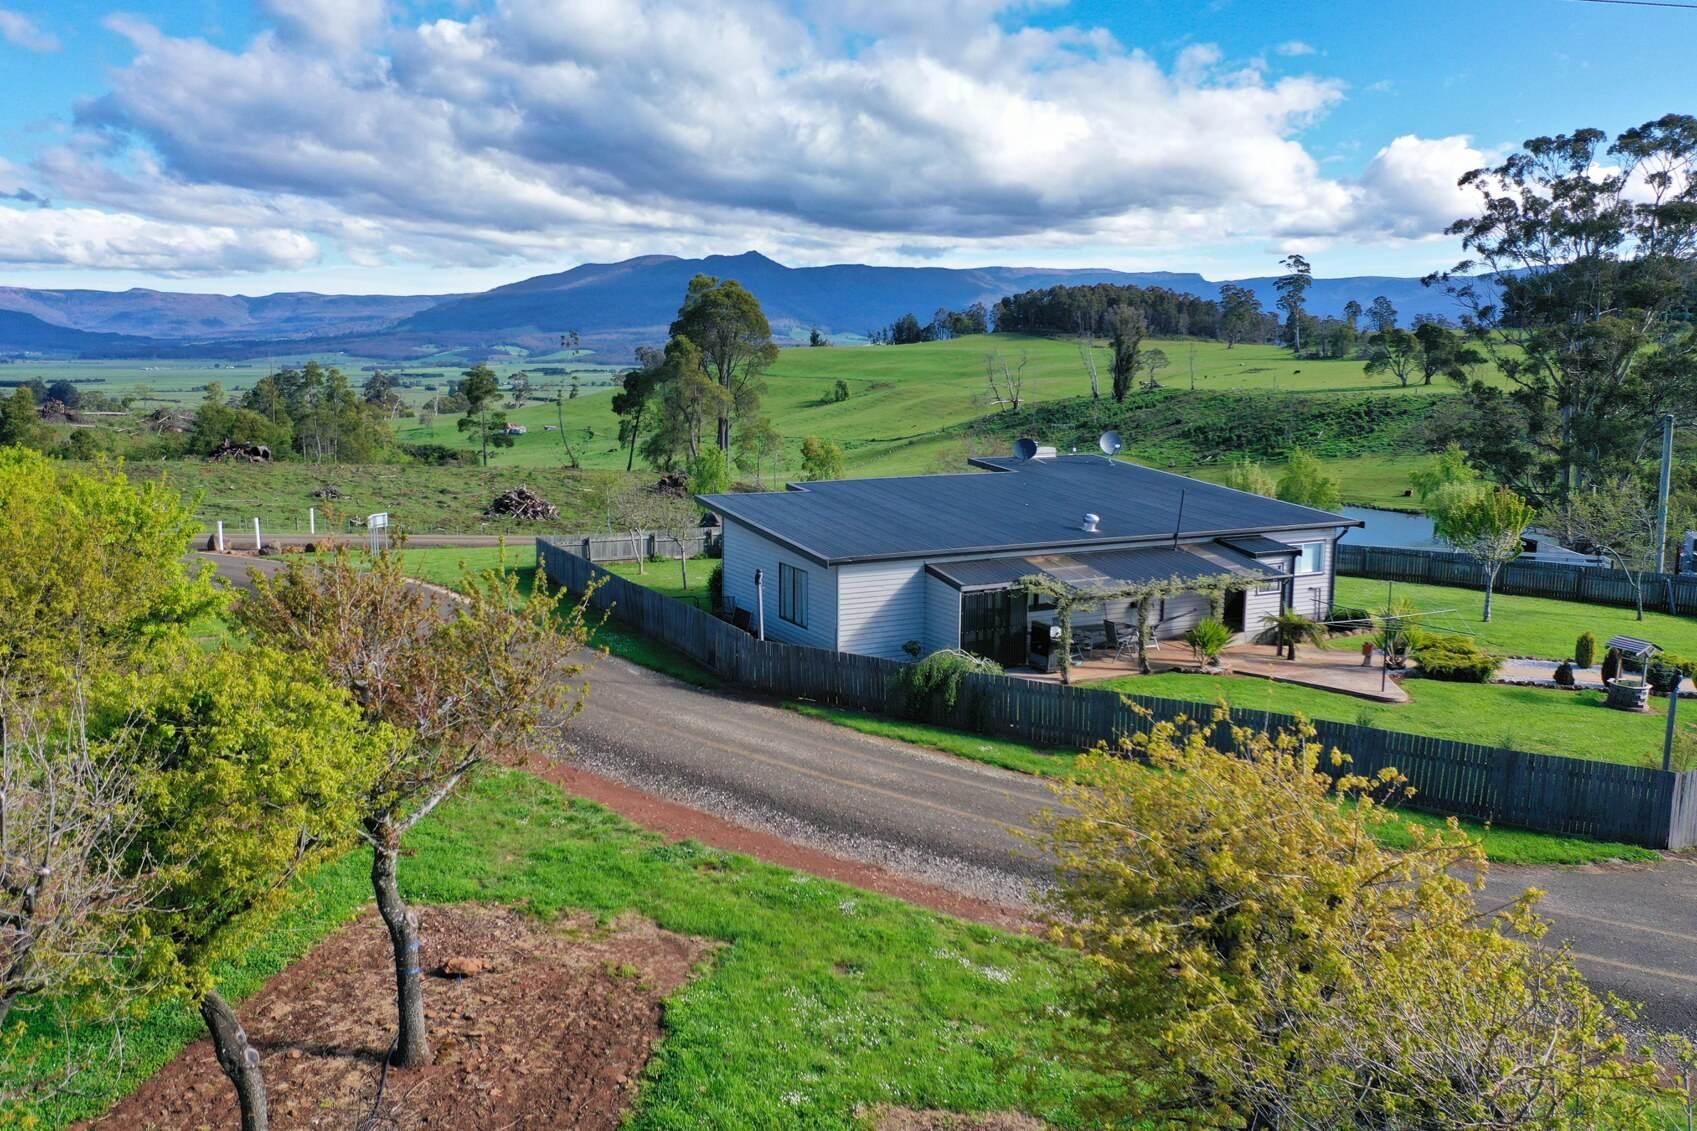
[1098,670,1696,769]
[11,771,1106,1129]
[600,555,717,609]
[1332,576,1697,661]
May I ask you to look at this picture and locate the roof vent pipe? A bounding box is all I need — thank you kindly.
[1081,513,1100,532]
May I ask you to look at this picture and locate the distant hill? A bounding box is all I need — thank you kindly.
[0,309,164,355]
[0,252,1481,361]
[0,286,457,342]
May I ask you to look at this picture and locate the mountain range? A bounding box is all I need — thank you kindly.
[0,251,1476,362]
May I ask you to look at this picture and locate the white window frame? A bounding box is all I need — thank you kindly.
[1294,542,1325,575]
[779,562,808,628]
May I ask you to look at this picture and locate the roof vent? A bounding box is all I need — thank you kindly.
[1082,513,1101,532]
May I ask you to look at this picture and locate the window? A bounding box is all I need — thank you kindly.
[779,562,808,627]
[1295,542,1325,574]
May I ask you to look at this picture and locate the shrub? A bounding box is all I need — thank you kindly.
[402,442,475,466]
[1647,653,1695,694]
[1182,617,1231,666]
[1411,634,1500,682]
[1602,647,1622,684]
[901,639,923,660]
[829,379,850,403]
[1553,661,1576,687]
[1038,714,1650,1127]
[902,648,1001,714]
[1575,631,1597,669]
[707,563,724,612]
[1326,605,1371,634]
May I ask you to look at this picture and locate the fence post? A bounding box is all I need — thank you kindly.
[253,517,262,551]
[215,520,225,553]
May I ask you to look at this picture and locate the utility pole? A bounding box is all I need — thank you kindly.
[1654,412,1675,572]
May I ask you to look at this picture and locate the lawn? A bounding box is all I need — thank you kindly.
[8,770,1108,1129]
[1333,576,1697,661]
[1097,670,1692,769]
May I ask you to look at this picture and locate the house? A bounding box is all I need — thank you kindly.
[697,450,1362,664]
[503,423,529,435]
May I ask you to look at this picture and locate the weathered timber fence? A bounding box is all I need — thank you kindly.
[1338,543,1697,616]
[557,528,721,564]
[541,537,1697,849]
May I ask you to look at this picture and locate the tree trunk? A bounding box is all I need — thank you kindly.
[201,989,269,1131]
[679,550,689,591]
[1482,572,1496,622]
[717,415,731,452]
[372,839,430,1069]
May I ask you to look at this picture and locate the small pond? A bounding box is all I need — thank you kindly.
[1338,507,1441,550]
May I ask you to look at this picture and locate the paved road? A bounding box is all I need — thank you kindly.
[201,552,1697,1034]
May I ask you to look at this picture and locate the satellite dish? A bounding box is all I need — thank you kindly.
[1014,437,1040,461]
[1098,430,1124,457]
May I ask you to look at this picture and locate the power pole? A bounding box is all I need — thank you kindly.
[1654,412,1675,572]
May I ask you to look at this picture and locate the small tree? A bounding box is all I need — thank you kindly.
[687,445,732,496]
[608,479,666,574]
[1182,617,1231,667]
[115,645,388,1131]
[236,550,594,1071]
[1363,327,1422,386]
[1038,712,1650,1127]
[1107,305,1144,401]
[1575,631,1598,669]
[733,415,783,487]
[1408,441,1480,503]
[651,494,705,591]
[1222,456,1275,497]
[1427,483,1535,621]
[1139,347,1169,390]
[1545,477,1670,620]
[799,435,846,481]
[1263,609,1324,659]
[1275,448,1342,510]
[454,363,514,466]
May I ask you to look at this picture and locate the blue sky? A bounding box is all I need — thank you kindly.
[0,0,1690,295]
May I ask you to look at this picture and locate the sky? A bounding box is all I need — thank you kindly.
[0,0,1690,296]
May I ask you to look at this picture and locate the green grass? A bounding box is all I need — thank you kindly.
[394,546,722,688]
[1098,670,1693,769]
[601,556,716,610]
[11,770,1107,1129]
[788,703,1654,866]
[1334,576,1697,661]
[97,460,613,535]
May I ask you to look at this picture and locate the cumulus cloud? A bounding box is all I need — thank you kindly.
[0,8,58,52]
[1274,40,1315,56]
[17,1,1480,274]
[0,204,318,273]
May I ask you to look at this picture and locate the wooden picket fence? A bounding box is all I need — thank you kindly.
[1337,543,1697,615]
[540,537,1697,849]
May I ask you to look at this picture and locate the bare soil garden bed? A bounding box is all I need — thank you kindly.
[83,903,713,1130]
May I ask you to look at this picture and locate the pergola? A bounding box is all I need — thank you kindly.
[1017,569,1265,685]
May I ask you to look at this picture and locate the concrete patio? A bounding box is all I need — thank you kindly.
[1013,637,1411,703]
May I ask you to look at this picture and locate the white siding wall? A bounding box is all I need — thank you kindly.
[837,560,930,659]
[1243,582,1285,639]
[923,574,962,655]
[719,520,837,650]
[1267,528,1338,620]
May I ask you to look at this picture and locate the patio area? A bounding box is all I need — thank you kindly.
[1013,636,1411,703]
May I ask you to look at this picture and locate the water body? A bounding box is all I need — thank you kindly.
[1338,507,1442,550]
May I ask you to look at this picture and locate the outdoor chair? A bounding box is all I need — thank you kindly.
[1103,621,1139,663]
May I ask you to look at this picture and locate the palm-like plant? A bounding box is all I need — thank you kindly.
[1262,610,1324,660]
[1183,617,1233,668]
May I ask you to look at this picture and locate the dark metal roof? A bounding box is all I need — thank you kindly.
[1219,534,1300,557]
[1606,635,1661,657]
[926,542,1280,592]
[698,455,1359,565]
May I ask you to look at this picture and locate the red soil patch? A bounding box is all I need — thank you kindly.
[84,904,713,1130]
[534,760,1038,933]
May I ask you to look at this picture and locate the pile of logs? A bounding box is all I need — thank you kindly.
[485,486,559,520]
[208,439,272,462]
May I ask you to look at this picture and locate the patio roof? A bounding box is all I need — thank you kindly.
[1218,534,1300,558]
[925,542,1279,593]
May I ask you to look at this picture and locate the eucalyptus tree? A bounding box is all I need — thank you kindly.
[669,274,778,451]
[1430,114,1697,501]
[1274,253,1313,353]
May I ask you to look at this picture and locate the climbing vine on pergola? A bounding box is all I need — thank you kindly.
[1017,570,1261,685]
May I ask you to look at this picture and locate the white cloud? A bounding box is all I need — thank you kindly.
[0,8,59,52]
[16,1,1483,276]
[1274,40,1315,56]
[256,0,389,53]
[0,204,318,273]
